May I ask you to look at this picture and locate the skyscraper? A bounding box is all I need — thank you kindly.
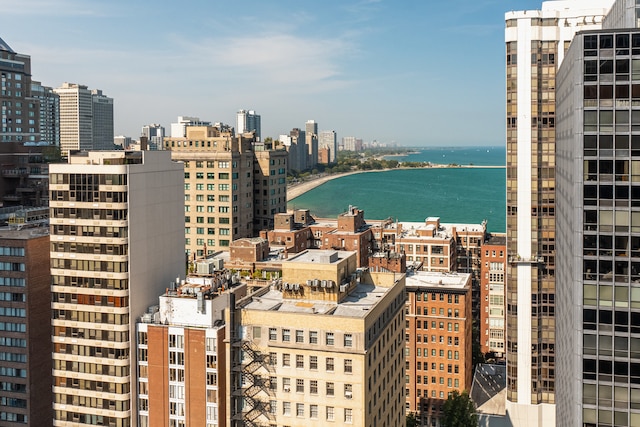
[556,2,640,424]
[54,83,113,156]
[236,109,261,141]
[91,89,114,151]
[0,37,39,144]
[50,150,184,427]
[504,1,614,425]
[305,120,318,168]
[318,130,337,163]
[31,80,60,146]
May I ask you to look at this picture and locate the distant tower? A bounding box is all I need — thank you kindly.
[31,80,60,146]
[54,83,114,156]
[0,36,39,144]
[236,109,261,140]
[91,89,114,150]
[141,124,165,150]
[318,130,337,163]
[305,120,318,168]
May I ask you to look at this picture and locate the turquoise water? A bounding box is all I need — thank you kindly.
[289,147,506,232]
[386,145,506,166]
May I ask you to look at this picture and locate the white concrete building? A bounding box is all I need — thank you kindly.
[236,109,261,140]
[50,150,184,427]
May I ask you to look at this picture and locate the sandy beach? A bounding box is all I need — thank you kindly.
[286,164,504,201]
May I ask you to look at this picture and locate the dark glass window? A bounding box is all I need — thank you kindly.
[600,34,613,49]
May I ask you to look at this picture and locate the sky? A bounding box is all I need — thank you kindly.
[1,0,542,147]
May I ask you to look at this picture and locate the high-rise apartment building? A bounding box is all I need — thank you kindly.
[556,5,640,424]
[49,150,184,427]
[164,125,256,257]
[405,271,473,426]
[54,83,113,157]
[0,227,52,426]
[235,249,406,427]
[318,130,337,163]
[31,80,60,147]
[0,37,39,144]
[504,2,613,424]
[253,148,288,233]
[283,128,307,172]
[236,109,261,141]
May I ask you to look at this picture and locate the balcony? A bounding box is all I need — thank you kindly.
[2,168,28,178]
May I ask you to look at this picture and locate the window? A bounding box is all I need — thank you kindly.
[310,380,318,394]
[327,406,335,421]
[326,382,335,396]
[269,400,277,415]
[310,404,318,418]
[282,354,290,367]
[344,408,353,423]
[344,383,353,398]
[283,378,291,392]
[326,357,334,371]
[269,353,276,366]
[269,328,276,340]
[309,331,318,344]
[344,359,353,373]
[296,354,304,368]
[344,333,353,347]
[296,330,304,343]
[296,403,304,417]
[282,329,290,342]
[326,332,334,345]
[310,356,318,370]
[296,379,304,393]
[283,401,291,415]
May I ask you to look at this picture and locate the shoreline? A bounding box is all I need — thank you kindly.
[287,164,505,201]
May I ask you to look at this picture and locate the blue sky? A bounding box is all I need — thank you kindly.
[1,0,541,146]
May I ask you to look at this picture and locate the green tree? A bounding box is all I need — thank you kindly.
[441,391,478,427]
[406,412,417,427]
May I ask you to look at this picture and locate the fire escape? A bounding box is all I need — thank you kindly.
[231,339,275,427]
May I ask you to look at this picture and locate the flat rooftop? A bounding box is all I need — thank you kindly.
[285,249,351,264]
[243,282,392,318]
[405,270,470,291]
[0,226,49,240]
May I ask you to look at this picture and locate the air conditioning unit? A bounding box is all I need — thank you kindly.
[345,391,353,399]
[283,386,290,392]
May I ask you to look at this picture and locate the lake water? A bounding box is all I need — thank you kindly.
[288,146,506,232]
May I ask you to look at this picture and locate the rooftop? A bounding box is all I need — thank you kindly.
[0,37,15,54]
[242,282,392,318]
[285,249,350,265]
[405,270,470,291]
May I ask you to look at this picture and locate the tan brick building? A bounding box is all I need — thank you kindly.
[236,250,406,426]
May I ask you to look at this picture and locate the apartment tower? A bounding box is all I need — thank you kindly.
[0,227,52,426]
[404,271,473,426]
[305,120,318,168]
[556,2,640,424]
[164,125,255,257]
[50,151,184,427]
[31,80,60,147]
[0,37,39,145]
[504,2,613,424]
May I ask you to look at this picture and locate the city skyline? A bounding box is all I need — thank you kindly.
[0,0,541,146]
